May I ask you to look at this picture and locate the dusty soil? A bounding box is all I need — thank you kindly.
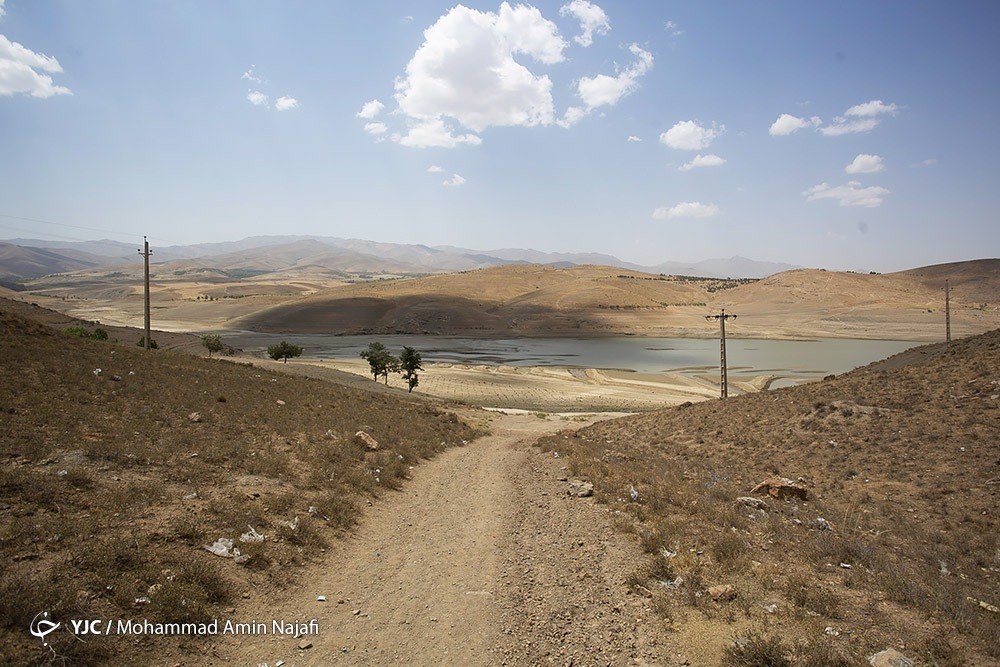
[198,411,676,667]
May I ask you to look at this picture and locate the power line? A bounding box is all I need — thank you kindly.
[0,213,185,247]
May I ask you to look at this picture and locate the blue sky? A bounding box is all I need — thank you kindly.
[1,0,998,272]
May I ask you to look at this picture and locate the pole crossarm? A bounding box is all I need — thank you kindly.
[706,309,737,399]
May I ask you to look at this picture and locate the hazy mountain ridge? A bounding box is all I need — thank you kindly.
[2,236,800,280]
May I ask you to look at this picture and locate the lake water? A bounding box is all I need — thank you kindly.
[228,332,921,384]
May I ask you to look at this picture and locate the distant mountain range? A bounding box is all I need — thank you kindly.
[0,235,800,283]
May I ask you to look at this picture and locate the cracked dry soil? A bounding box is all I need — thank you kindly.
[202,411,674,666]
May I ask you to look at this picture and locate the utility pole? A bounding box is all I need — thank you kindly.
[706,309,737,398]
[945,279,952,344]
[138,236,152,350]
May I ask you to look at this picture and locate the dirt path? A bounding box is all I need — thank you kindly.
[200,412,675,666]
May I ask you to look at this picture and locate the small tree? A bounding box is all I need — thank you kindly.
[267,340,303,363]
[360,342,398,385]
[137,336,158,349]
[201,334,224,358]
[399,346,422,393]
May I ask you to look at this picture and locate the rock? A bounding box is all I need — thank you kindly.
[750,476,808,500]
[355,430,379,450]
[735,496,768,510]
[187,412,202,423]
[567,479,594,497]
[276,399,286,405]
[298,639,313,650]
[868,648,914,667]
[707,584,737,601]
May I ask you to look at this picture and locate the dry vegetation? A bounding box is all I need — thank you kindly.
[0,305,479,665]
[538,330,1000,665]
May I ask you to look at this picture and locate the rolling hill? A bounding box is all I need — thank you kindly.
[238,260,1000,340]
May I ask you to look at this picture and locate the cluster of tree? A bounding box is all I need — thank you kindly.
[64,325,108,340]
[360,342,423,392]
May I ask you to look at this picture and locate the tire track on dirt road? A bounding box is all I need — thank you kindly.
[202,411,675,666]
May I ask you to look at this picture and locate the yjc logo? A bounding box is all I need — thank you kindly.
[29,611,61,647]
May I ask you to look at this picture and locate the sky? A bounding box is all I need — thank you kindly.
[1,0,998,272]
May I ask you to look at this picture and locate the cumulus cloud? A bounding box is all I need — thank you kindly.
[660,120,724,150]
[275,95,298,111]
[803,181,890,207]
[820,99,897,136]
[427,165,444,173]
[357,99,385,119]
[845,154,884,174]
[0,0,5,19]
[0,33,72,97]
[559,0,609,47]
[627,135,642,142]
[391,3,567,147]
[246,90,268,106]
[679,154,726,171]
[571,43,652,113]
[443,173,467,186]
[768,113,821,136]
[363,122,388,135]
[653,202,721,219]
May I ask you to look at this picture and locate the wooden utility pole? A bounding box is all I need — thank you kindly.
[138,236,152,349]
[945,279,952,344]
[706,309,737,398]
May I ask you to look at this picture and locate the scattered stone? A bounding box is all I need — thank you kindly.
[707,584,737,601]
[634,585,653,598]
[810,517,832,531]
[868,648,914,667]
[355,430,379,451]
[297,639,313,650]
[567,479,593,497]
[93,368,102,376]
[968,596,1000,613]
[276,399,286,405]
[187,412,202,423]
[751,476,808,500]
[735,496,768,510]
[110,375,122,382]
[317,595,327,602]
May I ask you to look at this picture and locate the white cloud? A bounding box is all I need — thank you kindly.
[427,165,445,173]
[241,65,262,84]
[0,34,72,97]
[768,113,821,136]
[627,135,642,142]
[664,20,683,36]
[443,173,467,187]
[912,158,938,167]
[660,120,724,150]
[678,154,726,171]
[845,99,898,117]
[845,154,884,174]
[0,0,6,19]
[275,95,298,111]
[398,118,482,148]
[246,90,268,107]
[820,99,897,136]
[392,2,567,147]
[364,122,388,135]
[572,43,652,111]
[653,202,721,220]
[357,99,385,119]
[559,0,610,47]
[803,181,890,208]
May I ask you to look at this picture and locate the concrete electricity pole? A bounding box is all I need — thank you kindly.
[706,309,737,398]
[138,236,152,350]
[945,279,952,344]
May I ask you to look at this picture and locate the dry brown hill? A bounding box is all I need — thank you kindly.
[238,261,1000,340]
[541,328,1000,663]
[0,302,477,664]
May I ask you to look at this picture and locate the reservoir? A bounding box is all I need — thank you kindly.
[225,332,921,385]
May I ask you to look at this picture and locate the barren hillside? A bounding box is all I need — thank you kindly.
[238,261,1000,340]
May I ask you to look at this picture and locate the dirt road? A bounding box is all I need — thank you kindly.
[202,412,674,666]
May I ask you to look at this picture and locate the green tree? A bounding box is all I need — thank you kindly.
[137,336,158,349]
[360,342,398,385]
[267,340,303,363]
[201,334,224,358]
[399,346,422,393]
